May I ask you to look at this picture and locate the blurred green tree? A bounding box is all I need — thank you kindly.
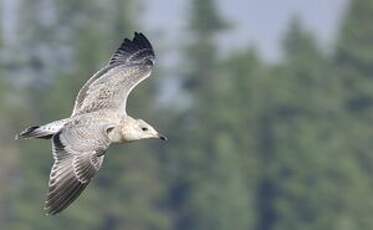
[163,0,253,229]
[332,0,373,228]
[254,17,344,230]
[221,48,265,230]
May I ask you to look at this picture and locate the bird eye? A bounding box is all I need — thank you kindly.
[141,127,148,131]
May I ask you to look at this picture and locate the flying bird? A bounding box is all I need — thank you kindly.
[16,32,167,215]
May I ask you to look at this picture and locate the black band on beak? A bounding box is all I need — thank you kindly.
[159,135,168,141]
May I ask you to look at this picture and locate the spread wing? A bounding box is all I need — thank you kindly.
[71,32,155,116]
[44,122,112,215]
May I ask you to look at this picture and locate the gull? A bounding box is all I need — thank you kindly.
[16,32,167,215]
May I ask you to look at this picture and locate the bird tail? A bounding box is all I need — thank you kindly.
[16,118,70,140]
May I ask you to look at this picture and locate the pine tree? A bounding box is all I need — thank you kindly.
[0,2,15,225]
[221,48,267,230]
[8,1,66,228]
[254,17,344,230]
[163,0,253,229]
[332,0,373,229]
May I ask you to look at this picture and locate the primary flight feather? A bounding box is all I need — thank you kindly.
[16,32,167,215]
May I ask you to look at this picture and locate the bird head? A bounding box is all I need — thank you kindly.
[120,117,167,143]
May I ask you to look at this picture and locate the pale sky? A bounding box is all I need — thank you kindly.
[143,0,349,62]
[2,0,349,62]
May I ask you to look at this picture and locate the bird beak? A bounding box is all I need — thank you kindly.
[158,134,168,141]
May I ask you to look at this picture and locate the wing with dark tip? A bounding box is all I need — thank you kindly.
[71,32,155,116]
[108,32,155,66]
[44,122,111,215]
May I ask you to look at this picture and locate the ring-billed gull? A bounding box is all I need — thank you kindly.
[16,32,167,215]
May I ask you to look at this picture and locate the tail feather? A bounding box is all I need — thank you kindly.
[16,118,70,140]
[16,126,53,140]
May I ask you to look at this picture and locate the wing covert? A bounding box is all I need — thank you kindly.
[71,32,155,116]
[44,123,111,215]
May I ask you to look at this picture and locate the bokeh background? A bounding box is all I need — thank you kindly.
[0,0,371,229]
